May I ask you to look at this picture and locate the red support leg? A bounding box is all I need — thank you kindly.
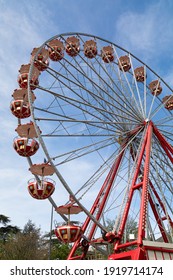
[67,146,125,260]
[113,124,150,251]
[137,123,152,244]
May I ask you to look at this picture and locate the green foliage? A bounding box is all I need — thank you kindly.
[0,219,47,260]
[0,215,11,226]
[50,242,71,260]
[1,232,47,260]
[0,214,20,243]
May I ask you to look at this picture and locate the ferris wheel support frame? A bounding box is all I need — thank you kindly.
[108,122,173,260]
[67,121,173,260]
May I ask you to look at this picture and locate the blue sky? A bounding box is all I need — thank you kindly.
[1,0,173,233]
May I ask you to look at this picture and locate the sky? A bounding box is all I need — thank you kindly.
[1,0,173,234]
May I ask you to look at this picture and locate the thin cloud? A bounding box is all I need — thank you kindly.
[115,1,173,63]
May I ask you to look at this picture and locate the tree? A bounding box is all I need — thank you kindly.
[0,214,20,243]
[1,220,48,260]
[51,242,71,260]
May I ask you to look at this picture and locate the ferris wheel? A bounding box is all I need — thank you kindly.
[10,32,173,260]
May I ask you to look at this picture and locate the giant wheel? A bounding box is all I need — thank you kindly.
[11,33,173,260]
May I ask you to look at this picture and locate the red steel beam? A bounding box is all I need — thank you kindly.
[68,146,125,259]
[114,125,149,251]
[137,123,152,244]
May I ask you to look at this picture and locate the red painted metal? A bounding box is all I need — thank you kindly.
[30,47,49,71]
[28,178,55,199]
[114,125,150,250]
[53,118,173,260]
[13,137,39,157]
[67,145,126,259]
[65,36,80,57]
[137,123,152,244]
[10,100,31,119]
[48,39,64,61]
[108,122,173,260]
[149,180,173,228]
[17,64,39,90]
[108,247,147,260]
[55,224,83,243]
[153,124,173,163]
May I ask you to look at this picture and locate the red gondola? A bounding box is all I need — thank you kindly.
[55,224,83,243]
[48,39,64,61]
[15,122,41,138]
[10,100,31,119]
[28,178,55,199]
[65,36,80,57]
[55,198,83,243]
[149,80,162,96]
[84,40,97,59]
[118,55,131,72]
[31,47,49,71]
[18,64,40,90]
[134,66,146,82]
[162,95,173,110]
[13,137,39,157]
[101,46,114,63]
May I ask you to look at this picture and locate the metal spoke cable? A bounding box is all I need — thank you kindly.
[73,127,143,203]
[149,160,173,215]
[147,78,161,120]
[54,55,131,125]
[153,138,173,192]
[88,39,144,121]
[33,90,121,131]
[128,54,145,118]
[155,115,173,125]
[150,94,173,120]
[63,35,143,122]
[113,127,147,232]
[150,147,173,238]
[34,85,139,131]
[54,138,116,166]
[92,55,143,122]
[65,39,144,123]
[58,57,121,123]
[45,66,141,125]
[112,46,144,119]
